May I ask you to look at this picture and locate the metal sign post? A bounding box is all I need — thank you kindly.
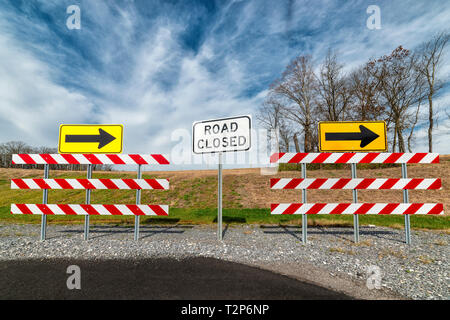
[351,163,359,243]
[402,163,411,244]
[135,164,142,241]
[218,152,223,241]
[40,164,49,241]
[84,164,92,240]
[192,115,252,241]
[301,163,308,244]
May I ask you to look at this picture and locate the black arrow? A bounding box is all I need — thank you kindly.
[325,125,379,148]
[65,129,116,149]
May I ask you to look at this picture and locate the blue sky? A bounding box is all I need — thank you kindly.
[0,0,449,167]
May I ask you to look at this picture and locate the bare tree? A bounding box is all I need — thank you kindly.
[415,32,449,152]
[316,50,352,122]
[270,55,317,152]
[368,46,426,152]
[257,96,292,152]
[349,64,385,121]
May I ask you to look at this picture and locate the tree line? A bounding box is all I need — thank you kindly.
[258,32,449,153]
[0,140,113,171]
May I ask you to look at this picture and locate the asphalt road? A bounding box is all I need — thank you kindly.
[0,257,351,300]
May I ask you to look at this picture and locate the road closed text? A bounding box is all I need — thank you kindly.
[193,116,251,154]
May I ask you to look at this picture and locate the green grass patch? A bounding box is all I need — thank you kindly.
[0,206,448,230]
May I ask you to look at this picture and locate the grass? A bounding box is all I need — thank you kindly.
[1,205,449,230]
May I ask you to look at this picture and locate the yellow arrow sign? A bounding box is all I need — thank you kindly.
[319,121,387,152]
[58,125,123,154]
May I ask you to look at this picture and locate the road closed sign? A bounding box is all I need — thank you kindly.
[193,115,251,154]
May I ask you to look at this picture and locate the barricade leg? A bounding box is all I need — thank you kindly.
[40,164,49,241]
[402,163,411,244]
[134,165,142,240]
[301,163,307,244]
[84,164,92,240]
[351,163,359,243]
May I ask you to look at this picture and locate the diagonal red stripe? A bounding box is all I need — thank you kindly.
[152,154,170,165]
[336,153,355,163]
[404,179,423,189]
[61,153,80,164]
[354,203,376,214]
[307,179,327,189]
[270,178,280,188]
[378,203,400,214]
[40,154,57,164]
[427,204,443,215]
[330,179,351,189]
[403,203,423,215]
[282,204,302,215]
[329,203,351,214]
[311,153,331,163]
[306,203,327,214]
[355,178,376,189]
[122,179,141,189]
[407,153,426,163]
[103,204,124,215]
[106,154,125,164]
[36,204,55,215]
[148,205,169,216]
[360,153,379,163]
[80,204,101,215]
[15,204,34,215]
[54,179,74,189]
[77,179,96,189]
[427,179,441,190]
[57,204,78,215]
[379,179,400,189]
[33,179,52,189]
[83,154,102,164]
[146,179,165,189]
[129,154,147,165]
[288,153,307,163]
[384,153,403,163]
[18,154,36,164]
[11,179,30,189]
[284,179,303,189]
[99,179,119,189]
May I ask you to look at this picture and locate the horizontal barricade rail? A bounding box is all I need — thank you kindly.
[271,203,444,215]
[270,152,439,164]
[11,204,169,216]
[11,179,169,190]
[270,178,441,190]
[12,154,170,165]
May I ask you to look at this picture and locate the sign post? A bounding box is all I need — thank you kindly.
[218,152,223,241]
[193,115,251,241]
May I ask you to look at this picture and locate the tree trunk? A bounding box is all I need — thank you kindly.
[428,94,433,152]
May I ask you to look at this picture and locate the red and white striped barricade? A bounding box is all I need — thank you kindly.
[270,153,443,244]
[11,154,170,240]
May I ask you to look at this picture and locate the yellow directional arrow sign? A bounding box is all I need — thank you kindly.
[58,125,123,154]
[318,121,387,152]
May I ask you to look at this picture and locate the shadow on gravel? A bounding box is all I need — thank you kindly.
[0,257,353,300]
[55,225,191,240]
[260,225,402,243]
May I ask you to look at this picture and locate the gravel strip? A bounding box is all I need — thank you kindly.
[0,223,448,300]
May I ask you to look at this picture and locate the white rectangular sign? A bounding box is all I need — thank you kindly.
[192,115,252,154]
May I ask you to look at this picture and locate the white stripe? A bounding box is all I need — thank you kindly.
[157,179,170,189]
[372,153,390,163]
[420,153,438,163]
